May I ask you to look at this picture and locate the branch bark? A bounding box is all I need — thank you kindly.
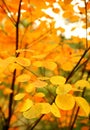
[5,0,22,129]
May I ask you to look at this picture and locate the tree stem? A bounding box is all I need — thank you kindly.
[5,0,22,129]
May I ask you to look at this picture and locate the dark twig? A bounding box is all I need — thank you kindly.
[65,47,90,83]
[85,0,88,48]
[70,87,86,130]
[1,0,16,24]
[6,0,22,129]
[69,1,89,129]
[16,0,22,53]
[28,115,44,130]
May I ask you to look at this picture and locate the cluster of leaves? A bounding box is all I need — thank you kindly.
[0,0,90,130]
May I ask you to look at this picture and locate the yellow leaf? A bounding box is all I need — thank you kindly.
[55,94,75,110]
[5,57,16,64]
[33,61,43,67]
[20,99,33,112]
[25,83,35,93]
[75,97,90,116]
[16,74,31,82]
[32,54,46,59]
[14,93,25,100]
[75,80,90,89]
[56,84,72,95]
[23,103,42,119]
[23,103,50,119]
[16,57,31,67]
[33,80,48,88]
[43,61,57,71]
[50,76,66,85]
[40,103,51,114]
[33,61,57,70]
[35,92,45,97]
[51,103,61,118]
[8,63,22,72]
[61,61,74,71]
[0,57,15,73]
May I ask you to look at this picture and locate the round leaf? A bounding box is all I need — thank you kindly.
[51,103,61,118]
[75,97,90,116]
[33,80,48,88]
[55,94,75,110]
[50,76,66,85]
[43,61,57,70]
[75,80,90,89]
[14,93,25,100]
[16,74,31,82]
[16,57,31,67]
[23,103,42,119]
[23,103,50,119]
[56,84,72,95]
[20,99,33,112]
[25,83,35,93]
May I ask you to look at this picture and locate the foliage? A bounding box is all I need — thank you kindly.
[0,0,90,130]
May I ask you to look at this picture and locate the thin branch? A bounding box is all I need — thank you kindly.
[74,58,89,74]
[27,115,44,130]
[1,0,16,25]
[70,106,80,130]
[27,48,90,130]
[6,0,22,129]
[16,0,22,53]
[70,87,86,130]
[65,47,90,83]
[0,107,6,122]
[68,1,89,129]
[7,69,16,128]
[0,5,15,24]
[85,0,88,49]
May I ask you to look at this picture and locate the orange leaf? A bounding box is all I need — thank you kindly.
[64,0,72,4]
[52,7,60,13]
[3,88,13,95]
[87,2,90,10]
